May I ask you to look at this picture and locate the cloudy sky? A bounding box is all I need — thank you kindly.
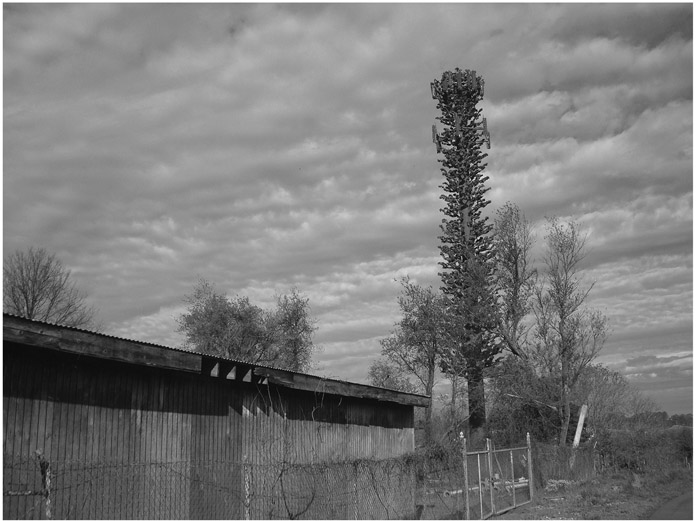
[4,3,692,414]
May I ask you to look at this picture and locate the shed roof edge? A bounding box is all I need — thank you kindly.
[3,313,430,407]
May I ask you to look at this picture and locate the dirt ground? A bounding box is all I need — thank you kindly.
[494,469,693,520]
[649,492,692,520]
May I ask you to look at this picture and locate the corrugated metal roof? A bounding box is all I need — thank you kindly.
[3,313,430,406]
[3,312,269,364]
[3,311,199,351]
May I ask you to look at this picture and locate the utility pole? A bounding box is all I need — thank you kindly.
[431,68,500,440]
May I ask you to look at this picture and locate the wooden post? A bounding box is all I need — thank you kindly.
[570,404,588,470]
[36,451,52,520]
[461,436,470,520]
[243,456,251,520]
[526,433,534,501]
[572,405,588,449]
[486,438,495,515]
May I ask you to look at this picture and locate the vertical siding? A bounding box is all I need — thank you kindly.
[4,342,416,520]
[238,386,415,519]
[3,346,202,519]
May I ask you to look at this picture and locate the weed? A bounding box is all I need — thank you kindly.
[652,467,689,485]
[579,480,613,507]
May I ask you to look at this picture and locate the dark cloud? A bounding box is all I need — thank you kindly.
[550,4,692,49]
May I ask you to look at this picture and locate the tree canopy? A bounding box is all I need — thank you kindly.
[177,279,317,372]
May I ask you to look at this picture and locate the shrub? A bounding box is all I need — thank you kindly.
[669,425,693,464]
[594,427,692,475]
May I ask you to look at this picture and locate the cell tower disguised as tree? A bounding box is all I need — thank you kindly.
[431,68,500,437]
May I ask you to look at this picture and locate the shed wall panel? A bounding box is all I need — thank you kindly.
[4,340,417,520]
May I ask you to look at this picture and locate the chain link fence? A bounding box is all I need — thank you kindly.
[4,439,535,520]
[4,454,418,519]
[244,458,416,519]
[4,455,230,519]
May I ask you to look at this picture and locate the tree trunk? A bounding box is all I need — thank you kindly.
[424,350,437,444]
[559,357,571,446]
[467,365,486,437]
[451,374,458,435]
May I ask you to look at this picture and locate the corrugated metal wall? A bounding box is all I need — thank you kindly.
[3,342,240,519]
[3,341,415,519]
[240,386,415,519]
[241,385,413,464]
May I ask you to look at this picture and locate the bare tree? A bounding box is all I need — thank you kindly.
[487,355,564,444]
[369,278,449,443]
[492,202,537,357]
[532,218,608,445]
[4,246,98,328]
[572,364,655,433]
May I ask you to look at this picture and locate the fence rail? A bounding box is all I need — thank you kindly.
[412,434,533,520]
[457,434,533,520]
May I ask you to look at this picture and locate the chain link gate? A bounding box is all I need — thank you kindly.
[413,434,534,520]
[460,433,534,519]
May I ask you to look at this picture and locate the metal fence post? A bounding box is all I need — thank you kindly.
[510,448,516,508]
[486,438,495,516]
[526,433,534,502]
[477,452,483,520]
[461,436,470,520]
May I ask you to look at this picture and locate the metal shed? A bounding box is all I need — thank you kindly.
[3,313,428,519]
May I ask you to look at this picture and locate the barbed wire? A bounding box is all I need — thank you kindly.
[3,443,538,520]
